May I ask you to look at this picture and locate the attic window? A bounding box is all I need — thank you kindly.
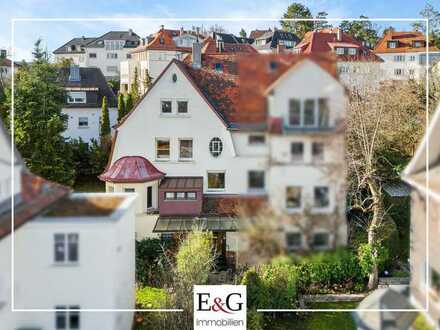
[214,63,223,72]
[269,61,278,71]
[160,37,164,44]
[172,73,177,82]
[388,41,398,49]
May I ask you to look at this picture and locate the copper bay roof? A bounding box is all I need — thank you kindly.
[99,156,165,183]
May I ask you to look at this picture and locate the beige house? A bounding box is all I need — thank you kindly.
[403,105,440,327]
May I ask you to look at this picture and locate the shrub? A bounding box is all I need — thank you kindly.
[241,268,270,308]
[136,286,168,309]
[136,238,169,286]
[247,308,264,330]
[358,243,389,277]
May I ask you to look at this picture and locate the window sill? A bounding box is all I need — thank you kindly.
[178,159,194,163]
[247,189,266,195]
[155,158,170,162]
[286,207,302,214]
[207,188,226,192]
[160,113,191,118]
[77,126,89,129]
[52,262,80,267]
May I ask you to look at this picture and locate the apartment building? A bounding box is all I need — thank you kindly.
[403,105,440,328]
[0,119,137,330]
[374,30,440,80]
[53,30,140,80]
[294,28,383,88]
[100,48,347,264]
[60,65,117,143]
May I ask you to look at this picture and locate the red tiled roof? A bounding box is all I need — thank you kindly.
[296,28,383,62]
[99,156,165,183]
[130,28,192,54]
[249,29,270,39]
[374,30,439,53]
[201,37,257,55]
[0,172,70,240]
[0,58,12,67]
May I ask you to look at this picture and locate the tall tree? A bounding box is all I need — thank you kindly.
[125,93,134,114]
[239,28,247,38]
[117,93,125,122]
[7,39,75,186]
[131,67,140,102]
[314,11,331,30]
[280,2,314,39]
[100,96,110,142]
[339,16,379,48]
[143,69,153,92]
[412,3,440,48]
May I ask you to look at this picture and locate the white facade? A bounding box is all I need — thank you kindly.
[62,107,118,143]
[109,58,348,248]
[375,51,440,80]
[0,193,136,330]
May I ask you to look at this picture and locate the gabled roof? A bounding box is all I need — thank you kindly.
[99,156,165,183]
[53,37,96,54]
[249,29,271,39]
[201,37,257,55]
[130,28,192,53]
[374,30,439,54]
[86,30,140,48]
[254,30,300,50]
[295,28,383,62]
[59,67,116,107]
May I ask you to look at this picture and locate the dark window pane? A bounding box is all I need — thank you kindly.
[313,233,329,248]
[286,233,302,250]
[177,101,188,113]
[248,171,265,189]
[68,234,79,262]
[248,135,265,145]
[54,234,65,263]
[55,306,67,329]
[304,99,315,126]
[289,99,300,126]
[286,187,301,209]
[156,139,170,159]
[290,142,304,161]
[161,101,172,113]
[318,98,329,127]
[179,140,193,159]
[312,142,324,161]
[208,172,225,189]
[314,187,329,208]
[69,306,80,329]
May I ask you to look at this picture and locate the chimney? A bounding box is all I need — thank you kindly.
[160,24,164,30]
[180,27,184,36]
[192,41,202,69]
[68,64,80,82]
[336,28,342,41]
[128,28,133,36]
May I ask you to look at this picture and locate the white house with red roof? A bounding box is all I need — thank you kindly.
[0,119,137,330]
[373,30,440,80]
[294,28,383,88]
[100,48,348,262]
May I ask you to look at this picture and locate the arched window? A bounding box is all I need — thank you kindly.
[209,138,223,157]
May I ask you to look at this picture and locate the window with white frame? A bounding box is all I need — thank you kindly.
[207,172,225,190]
[55,305,80,329]
[388,41,398,48]
[179,139,193,160]
[393,55,405,62]
[248,170,265,191]
[105,40,124,50]
[176,192,186,200]
[54,233,79,263]
[304,99,316,126]
[78,117,88,128]
[286,186,301,209]
[312,142,324,162]
[289,98,329,128]
[335,47,345,55]
[124,188,135,193]
[318,98,330,127]
[67,92,86,104]
[289,99,301,126]
[290,142,304,162]
[165,192,175,200]
[156,138,170,160]
[209,137,223,157]
[314,186,330,208]
[88,53,97,58]
[177,100,188,114]
[409,55,416,61]
[161,100,172,113]
[286,232,302,251]
[107,53,118,59]
[348,48,357,55]
[312,232,329,249]
[248,134,266,145]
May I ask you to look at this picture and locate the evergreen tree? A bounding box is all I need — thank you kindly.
[125,93,134,114]
[239,28,247,38]
[117,93,125,122]
[7,39,75,186]
[280,3,314,39]
[100,96,110,142]
[131,67,140,102]
[143,69,153,92]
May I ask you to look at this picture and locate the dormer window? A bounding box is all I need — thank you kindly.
[413,40,423,48]
[67,92,86,104]
[159,37,164,44]
[214,63,223,72]
[348,48,357,55]
[388,41,398,49]
[269,61,278,71]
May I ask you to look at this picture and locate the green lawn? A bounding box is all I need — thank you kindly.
[73,177,105,192]
[268,302,357,330]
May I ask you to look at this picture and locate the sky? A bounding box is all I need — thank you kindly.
[0,0,438,61]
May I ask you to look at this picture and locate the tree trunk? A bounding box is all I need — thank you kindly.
[367,178,382,290]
